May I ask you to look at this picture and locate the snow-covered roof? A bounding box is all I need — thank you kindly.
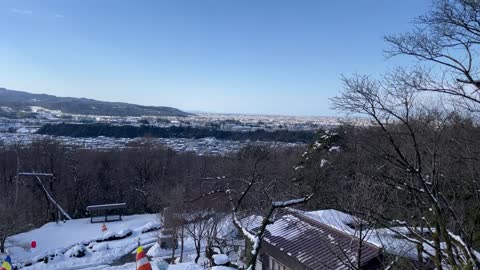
[257,210,382,270]
[276,209,428,260]
[302,209,362,233]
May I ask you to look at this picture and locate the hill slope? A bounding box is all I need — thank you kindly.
[0,88,189,117]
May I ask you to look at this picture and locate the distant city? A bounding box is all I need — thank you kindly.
[0,105,364,155]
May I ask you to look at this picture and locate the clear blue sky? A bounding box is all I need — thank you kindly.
[0,0,429,116]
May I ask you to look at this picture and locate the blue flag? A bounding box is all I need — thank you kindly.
[0,255,12,270]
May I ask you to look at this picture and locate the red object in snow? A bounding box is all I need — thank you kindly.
[31,240,37,249]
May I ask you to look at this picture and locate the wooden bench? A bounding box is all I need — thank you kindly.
[86,203,127,223]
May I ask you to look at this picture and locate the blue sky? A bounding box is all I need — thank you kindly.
[0,0,429,116]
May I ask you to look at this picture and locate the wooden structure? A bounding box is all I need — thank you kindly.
[86,203,127,223]
[19,172,72,222]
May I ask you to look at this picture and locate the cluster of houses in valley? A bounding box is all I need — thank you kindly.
[0,132,301,155]
[1,109,356,157]
[0,110,355,134]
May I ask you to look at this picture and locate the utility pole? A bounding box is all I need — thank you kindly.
[14,148,20,210]
[18,172,72,222]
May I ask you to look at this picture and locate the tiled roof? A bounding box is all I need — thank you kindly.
[260,210,382,270]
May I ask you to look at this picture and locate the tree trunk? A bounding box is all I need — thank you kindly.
[170,240,176,264]
[180,225,184,263]
[417,243,424,270]
[0,236,6,254]
[194,239,201,263]
[356,224,363,270]
[433,220,444,270]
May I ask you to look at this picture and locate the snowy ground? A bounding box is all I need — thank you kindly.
[7,214,161,269]
[5,214,236,270]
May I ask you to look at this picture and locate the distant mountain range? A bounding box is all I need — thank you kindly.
[0,88,189,118]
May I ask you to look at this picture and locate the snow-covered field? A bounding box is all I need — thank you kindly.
[7,215,161,270]
[4,214,236,270]
[7,214,163,269]
[10,214,159,260]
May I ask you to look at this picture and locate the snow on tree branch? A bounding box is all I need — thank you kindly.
[272,194,314,207]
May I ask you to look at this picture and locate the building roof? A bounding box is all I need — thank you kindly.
[259,209,382,270]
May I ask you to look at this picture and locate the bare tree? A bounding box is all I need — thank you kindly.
[328,1,480,268]
[183,212,211,263]
[0,201,29,253]
[332,73,480,269]
[183,144,320,270]
[385,0,480,112]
